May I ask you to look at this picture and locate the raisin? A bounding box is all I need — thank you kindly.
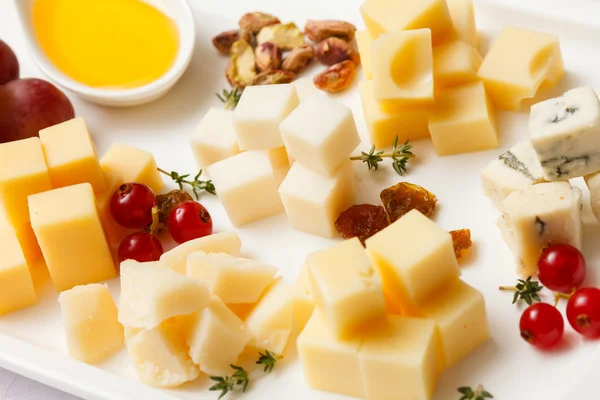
[450,229,472,259]
[335,204,390,245]
[380,182,437,222]
[156,190,193,226]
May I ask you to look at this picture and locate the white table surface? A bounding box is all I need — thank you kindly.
[0,0,596,398]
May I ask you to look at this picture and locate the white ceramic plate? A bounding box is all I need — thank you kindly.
[1,0,600,399]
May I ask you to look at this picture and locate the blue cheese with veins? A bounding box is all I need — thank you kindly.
[482,140,546,207]
[498,182,582,277]
[529,86,600,180]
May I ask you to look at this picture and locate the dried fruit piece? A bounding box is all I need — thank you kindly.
[380,182,438,222]
[335,204,390,245]
[281,44,315,73]
[255,42,282,72]
[239,12,281,34]
[315,37,360,66]
[256,23,305,50]
[226,40,256,88]
[251,69,296,85]
[305,20,357,42]
[450,229,472,259]
[313,60,356,93]
[156,190,194,227]
[212,30,251,55]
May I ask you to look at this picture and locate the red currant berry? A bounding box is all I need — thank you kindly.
[566,287,600,338]
[118,232,163,263]
[110,183,156,229]
[538,244,586,293]
[519,303,564,348]
[168,201,213,244]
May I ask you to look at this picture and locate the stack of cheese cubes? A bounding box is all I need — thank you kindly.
[357,0,564,156]
[297,209,490,400]
[190,79,360,238]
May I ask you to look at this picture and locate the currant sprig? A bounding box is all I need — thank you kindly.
[157,168,216,199]
[458,384,493,400]
[256,350,281,373]
[499,276,543,305]
[209,365,249,399]
[350,136,415,176]
[216,87,242,110]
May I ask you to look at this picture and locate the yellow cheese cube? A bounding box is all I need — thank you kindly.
[160,231,242,274]
[359,80,430,148]
[478,26,564,110]
[266,146,290,186]
[0,227,37,315]
[298,311,365,398]
[58,284,124,363]
[96,171,131,247]
[428,81,499,156]
[0,207,42,266]
[292,264,314,333]
[307,238,386,339]
[446,0,478,47]
[372,30,434,111]
[418,280,490,368]
[190,108,241,169]
[365,210,460,316]
[360,0,453,44]
[181,296,250,376]
[28,183,116,292]
[39,118,106,193]
[118,260,210,329]
[433,41,482,89]
[356,30,374,80]
[127,320,200,387]
[0,137,52,226]
[186,252,277,304]
[100,143,163,193]
[359,316,439,400]
[227,303,255,321]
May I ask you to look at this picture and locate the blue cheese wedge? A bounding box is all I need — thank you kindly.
[529,86,600,180]
[498,182,582,277]
[482,140,546,207]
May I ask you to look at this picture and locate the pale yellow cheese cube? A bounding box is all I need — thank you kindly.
[245,278,295,355]
[433,41,482,89]
[307,238,386,339]
[279,160,354,239]
[227,303,255,321]
[418,280,490,368]
[359,80,430,148]
[58,284,124,363]
[366,210,460,316]
[233,84,300,150]
[39,118,106,193]
[360,0,453,44]
[446,0,478,47]
[95,171,132,247]
[160,231,242,274]
[207,151,284,227]
[190,108,241,168]
[0,137,52,226]
[298,311,365,398]
[372,30,434,111]
[280,96,360,177]
[292,264,314,333]
[181,296,250,376]
[429,81,499,156]
[266,146,290,186]
[118,260,209,329]
[100,143,163,193]
[127,320,200,387]
[293,77,321,103]
[0,227,36,315]
[28,183,116,292]
[359,316,439,400]
[124,326,142,340]
[187,252,277,304]
[356,30,374,80]
[478,26,564,110]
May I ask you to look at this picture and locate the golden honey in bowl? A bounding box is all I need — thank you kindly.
[33,0,179,89]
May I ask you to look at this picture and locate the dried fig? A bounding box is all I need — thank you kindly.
[251,70,296,85]
[305,20,357,42]
[281,44,315,73]
[255,42,282,72]
[256,23,305,50]
[239,12,280,34]
[316,37,360,66]
[313,60,356,93]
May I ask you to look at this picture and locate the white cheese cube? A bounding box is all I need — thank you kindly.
[280,96,360,177]
[118,260,209,329]
[160,231,242,274]
[499,182,583,276]
[187,252,277,304]
[279,160,355,238]
[233,84,299,150]
[482,140,546,207]
[180,296,249,376]
[293,77,321,102]
[59,284,124,363]
[529,86,600,180]
[207,151,284,226]
[585,172,600,222]
[307,238,386,339]
[266,146,290,186]
[190,108,240,168]
[292,264,315,333]
[127,320,200,387]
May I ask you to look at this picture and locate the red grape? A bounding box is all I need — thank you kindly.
[566,288,600,338]
[110,183,156,229]
[520,303,564,348]
[538,244,586,293]
[168,201,213,244]
[0,39,19,85]
[118,232,163,263]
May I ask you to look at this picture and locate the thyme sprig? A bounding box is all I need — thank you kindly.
[256,350,281,373]
[216,87,242,110]
[209,365,249,399]
[499,276,543,305]
[458,385,493,400]
[157,168,216,199]
[350,137,414,176]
